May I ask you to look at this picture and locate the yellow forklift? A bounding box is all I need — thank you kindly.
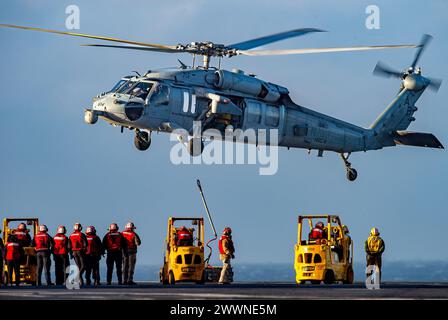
[294,215,354,285]
[159,217,206,284]
[2,218,39,285]
[159,180,229,285]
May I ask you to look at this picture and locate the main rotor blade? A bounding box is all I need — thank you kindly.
[237,44,418,56]
[228,28,325,50]
[0,23,176,49]
[81,44,187,54]
[411,34,432,69]
[373,61,403,78]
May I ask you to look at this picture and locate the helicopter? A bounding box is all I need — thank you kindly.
[0,24,443,181]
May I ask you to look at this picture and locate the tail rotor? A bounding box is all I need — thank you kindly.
[373,34,442,92]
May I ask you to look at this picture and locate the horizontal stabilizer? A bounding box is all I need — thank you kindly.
[393,131,444,149]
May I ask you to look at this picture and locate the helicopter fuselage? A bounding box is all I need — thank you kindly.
[85,68,393,154]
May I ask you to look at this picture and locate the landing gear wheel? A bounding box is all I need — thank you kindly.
[340,153,358,182]
[188,138,204,157]
[134,131,151,151]
[346,168,358,182]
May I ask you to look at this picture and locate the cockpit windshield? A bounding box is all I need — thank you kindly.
[116,80,137,94]
[109,79,128,93]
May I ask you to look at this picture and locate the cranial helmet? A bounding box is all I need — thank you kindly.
[125,222,135,230]
[109,223,118,231]
[57,225,66,234]
[74,223,82,231]
[39,225,48,232]
[370,227,379,236]
[86,226,96,234]
[315,221,324,229]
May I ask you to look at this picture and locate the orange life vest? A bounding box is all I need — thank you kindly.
[34,232,51,252]
[218,235,234,255]
[6,242,21,261]
[69,231,86,251]
[53,233,68,255]
[86,234,102,255]
[105,232,122,251]
[14,230,30,246]
[122,231,137,251]
[310,228,323,239]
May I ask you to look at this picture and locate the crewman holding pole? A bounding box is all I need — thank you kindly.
[33,225,54,286]
[85,226,104,286]
[218,227,235,284]
[365,227,385,284]
[103,223,125,285]
[122,222,141,285]
[69,222,88,286]
[53,226,70,285]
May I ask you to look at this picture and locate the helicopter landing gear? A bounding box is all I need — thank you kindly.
[340,153,357,182]
[188,137,204,157]
[134,130,151,151]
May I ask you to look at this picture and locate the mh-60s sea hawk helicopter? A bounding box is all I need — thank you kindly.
[0,24,443,181]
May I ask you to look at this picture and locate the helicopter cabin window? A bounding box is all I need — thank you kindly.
[128,82,153,100]
[265,105,279,127]
[148,84,170,105]
[246,102,262,124]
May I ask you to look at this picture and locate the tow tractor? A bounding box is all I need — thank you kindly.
[294,215,354,285]
[2,218,39,285]
[159,180,231,285]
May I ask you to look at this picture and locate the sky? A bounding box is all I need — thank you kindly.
[0,0,447,267]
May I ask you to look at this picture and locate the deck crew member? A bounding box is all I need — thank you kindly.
[122,222,141,285]
[85,226,104,286]
[365,227,385,283]
[5,235,24,286]
[69,222,88,286]
[33,225,54,286]
[218,227,235,284]
[103,223,125,285]
[53,225,70,285]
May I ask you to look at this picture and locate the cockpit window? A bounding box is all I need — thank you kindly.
[116,80,136,94]
[129,82,153,100]
[109,79,127,93]
[149,84,170,105]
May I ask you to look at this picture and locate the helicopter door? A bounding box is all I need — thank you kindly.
[167,87,197,130]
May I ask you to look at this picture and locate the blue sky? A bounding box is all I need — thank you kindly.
[0,0,447,266]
